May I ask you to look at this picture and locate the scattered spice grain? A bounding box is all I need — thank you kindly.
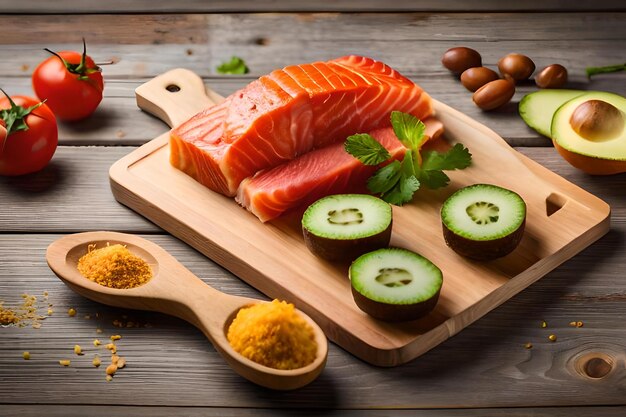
[576,321,584,328]
[105,363,118,376]
[1,294,46,327]
[541,320,548,328]
[93,339,101,347]
[524,342,533,349]
[68,308,77,317]
[77,243,152,289]
[74,345,83,355]
[59,360,71,367]
[117,357,126,369]
[22,351,30,360]
[0,304,20,325]
[110,334,121,341]
[548,334,557,342]
[93,355,101,367]
[227,299,317,370]
[106,375,113,382]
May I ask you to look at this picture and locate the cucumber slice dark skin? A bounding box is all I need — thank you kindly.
[302,194,392,261]
[349,248,443,321]
[441,184,526,261]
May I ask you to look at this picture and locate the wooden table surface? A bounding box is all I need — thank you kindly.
[1,2,625,416]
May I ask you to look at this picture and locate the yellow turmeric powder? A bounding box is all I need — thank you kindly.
[77,243,152,289]
[0,303,19,325]
[227,299,317,370]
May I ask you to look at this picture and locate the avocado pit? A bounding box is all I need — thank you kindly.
[569,99,625,142]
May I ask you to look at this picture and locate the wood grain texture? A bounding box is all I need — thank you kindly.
[1,233,625,408]
[1,8,625,412]
[0,12,622,149]
[1,0,624,13]
[110,72,611,366]
[1,146,624,234]
[0,13,624,78]
[3,405,626,417]
[1,75,624,148]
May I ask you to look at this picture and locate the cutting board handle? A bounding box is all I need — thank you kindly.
[135,68,222,128]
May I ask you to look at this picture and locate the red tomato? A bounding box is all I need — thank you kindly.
[32,41,104,121]
[0,95,58,176]
[0,120,6,152]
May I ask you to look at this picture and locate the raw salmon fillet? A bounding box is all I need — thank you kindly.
[237,118,444,222]
[170,56,433,196]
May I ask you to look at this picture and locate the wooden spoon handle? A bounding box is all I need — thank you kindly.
[135,68,219,128]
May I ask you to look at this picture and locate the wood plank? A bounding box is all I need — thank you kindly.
[1,233,625,408]
[3,41,623,81]
[0,13,624,78]
[3,405,626,417]
[2,13,625,44]
[0,146,160,233]
[1,74,623,147]
[1,146,624,234]
[1,0,624,13]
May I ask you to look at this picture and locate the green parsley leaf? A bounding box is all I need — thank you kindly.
[343,110,472,206]
[416,169,450,189]
[421,143,472,171]
[367,160,401,194]
[383,175,420,206]
[216,56,249,74]
[391,111,427,151]
[344,133,391,165]
[381,152,420,205]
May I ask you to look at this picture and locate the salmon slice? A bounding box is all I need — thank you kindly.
[170,56,433,196]
[236,117,444,222]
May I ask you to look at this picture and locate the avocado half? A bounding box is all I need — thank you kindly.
[551,92,626,175]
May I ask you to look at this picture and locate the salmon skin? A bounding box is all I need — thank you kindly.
[236,118,443,222]
[170,56,433,196]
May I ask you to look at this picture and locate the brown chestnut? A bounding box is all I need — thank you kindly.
[535,64,568,88]
[498,53,535,82]
[472,79,515,111]
[460,67,499,92]
[442,47,482,75]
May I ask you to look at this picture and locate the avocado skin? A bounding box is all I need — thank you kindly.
[303,221,392,262]
[441,218,526,261]
[351,285,441,322]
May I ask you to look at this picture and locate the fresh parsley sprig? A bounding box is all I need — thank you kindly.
[344,111,472,205]
[216,56,249,75]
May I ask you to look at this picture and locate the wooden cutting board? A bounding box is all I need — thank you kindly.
[110,68,610,366]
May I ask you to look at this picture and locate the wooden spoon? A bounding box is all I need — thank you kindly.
[46,231,328,390]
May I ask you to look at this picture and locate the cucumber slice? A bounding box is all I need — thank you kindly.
[302,194,392,261]
[349,248,443,321]
[441,184,526,260]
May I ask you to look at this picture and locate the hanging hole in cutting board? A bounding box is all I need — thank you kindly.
[546,192,568,217]
[166,84,181,92]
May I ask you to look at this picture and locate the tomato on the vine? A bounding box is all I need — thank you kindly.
[32,39,104,121]
[0,93,58,176]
